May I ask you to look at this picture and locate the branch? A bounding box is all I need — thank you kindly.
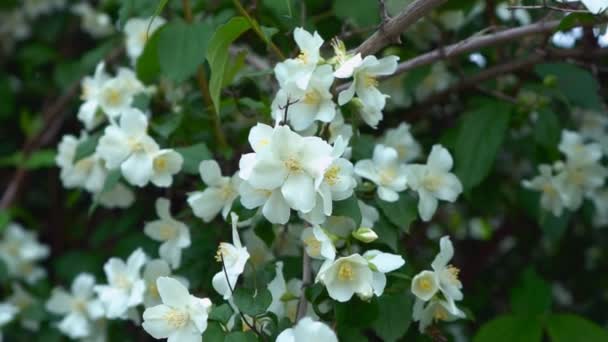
[399,47,608,122]
[0,46,124,210]
[355,0,447,56]
[337,17,608,93]
[295,251,311,321]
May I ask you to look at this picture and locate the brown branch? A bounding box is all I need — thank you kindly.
[295,251,311,321]
[355,0,447,56]
[0,47,124,210]
[337,17,608,93]
[399,47,608,122]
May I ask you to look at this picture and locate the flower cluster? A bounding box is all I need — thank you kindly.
[411,236,465,332]
[523,129,607,218]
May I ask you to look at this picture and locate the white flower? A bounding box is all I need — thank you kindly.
[0,301,17,328]
[411,270,440,301]
[46,273,105,339]
[495,2,530,25]
[142,277,212,342]
[316,254,374,302]
[151,149,183,187]
[272,64,336,131]
[590,188,608,227]
[239,124,333,216]
[187,160,239,222]
[0,223,49,284]
[276,317,337,342]
[411,236,463,312]
[94,248,147,319]
[302,138,357,224]
[56,133,107,193]
[124,17,166,63]
[359,200,379,229]
[301,225,335,260]
[96,183,135,209]
[522,164,567,216]
[412,298,465,333]
[96,108,159,187]
[406,145,463,221]
[355,144,408,202]
[558,130,603,166]
[212,214,250,299]
[71,3,113,38]
[267,262,288,319]
[143,259,172,307]
[96,68,147,120]
[579,0,608,14]
[328,111,353,146]
[144,198,191,269]
[239,182,291,224]
[414,63,454,101]
[382,122,421,163]
[553,159,607,210]
[4,283,39,331]
[337,55,399,110]
[274,27,324,91]
[77,62,110,130]
[142,259,189,309]
[363,250,405,296]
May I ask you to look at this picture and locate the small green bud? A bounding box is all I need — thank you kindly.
[352,227,378,243]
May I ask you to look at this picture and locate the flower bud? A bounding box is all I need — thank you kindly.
[352,227,378,243]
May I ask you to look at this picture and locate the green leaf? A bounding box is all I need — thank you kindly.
[332,195,362,227]
[151,112,183,138]
[454,102,511,191]
[535,63,602,110]
[539,210,571,242]
[253,219,275,247]
[233,287,272,317]
[474,315,543,342]
[74,133,101,163]
[376,194,418,233]
[136,27,163,84]
[0,150,56,169]
[203,321,227,340]
[546,314,608,342]
[351,134,375,161]
[174,143,212,175]
[157,19,213,82]
[333,0,380,27]
[101,169,122,194]
[371,292,413,341]
[335,296,379,328]
[208,304,234,324]
[206,17,251,114]
[533,109,560,148]
[225,331,258,342]
[0,75,15,119]
[557,13,597,31]
[510,268,551,316]
[373,215,399,251]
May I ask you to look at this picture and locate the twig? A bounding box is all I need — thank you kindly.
[219,254,265,339]
[509,4,590,14]
[0,46,124,210]
[337,18,607,93]
[355,0,447,56]
[295,250,311,321]
[398,47,608,122]
[182,0,229,151]
[231,0,286,60]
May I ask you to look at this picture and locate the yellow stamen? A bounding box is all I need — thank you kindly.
[324,166,340,186]
[338,262,354,281]
[164,309,189,328]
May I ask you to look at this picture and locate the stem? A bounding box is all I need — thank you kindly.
[295,250,311,321]
[231,0,286,60]
[219,254,265,339]
[182,0,229,151]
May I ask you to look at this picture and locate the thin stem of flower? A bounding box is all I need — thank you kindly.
[219,254,265,339]
[295,250,311,321]
[231,0,286,60]
[182,0,229,151]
